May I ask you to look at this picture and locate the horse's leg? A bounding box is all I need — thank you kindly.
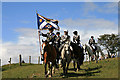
[50,62,52,77]
[94,53,98,63]
[56,52,60,68]
[60,59,63,68]
[66,58,71,74]
[52,60,55,74]
[73,60,76,71]
[66,62,68,74]
[62,59,66,76]
[46,62,51,78]
[45,63,48,78]
[77,61,80,71]
[88,55,90,62]
[56,58,59,68]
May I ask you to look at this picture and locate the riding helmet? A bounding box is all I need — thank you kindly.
[56,32,60,34]
[91,36,94,38]
[73,31,78,35]
[64,30,68,32]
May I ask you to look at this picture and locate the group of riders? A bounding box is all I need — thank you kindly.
[40,28,96,64]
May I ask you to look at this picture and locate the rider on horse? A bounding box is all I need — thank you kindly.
[88,36,97,51]
[73,31,81,46]
[54,32,61,67]
[59,30,73,56]
[61,30,70,44]
[59,30,71,51]
[41,28,56,61]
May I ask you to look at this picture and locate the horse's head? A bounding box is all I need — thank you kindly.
[63,43,71,54]
[83,44,87,52]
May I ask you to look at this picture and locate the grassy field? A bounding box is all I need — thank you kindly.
[2,58,118,78]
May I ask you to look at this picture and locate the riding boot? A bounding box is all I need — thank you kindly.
[41,54,44,61]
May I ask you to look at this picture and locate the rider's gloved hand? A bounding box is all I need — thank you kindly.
[38,30,43,36]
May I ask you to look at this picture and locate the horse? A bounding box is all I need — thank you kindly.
[83,44,104,63]
[61,41,72,77]
[83,44,94,62]
[42,40,57,78]
[70,42,84,71]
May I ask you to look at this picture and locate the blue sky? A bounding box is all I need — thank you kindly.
[2,2,118,42]
[1,2,118,65]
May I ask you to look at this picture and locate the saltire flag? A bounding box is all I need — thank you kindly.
[37,13,59,30]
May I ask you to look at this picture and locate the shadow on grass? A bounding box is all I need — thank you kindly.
[68,65,102,71]
[2,63,35,71]
[84,65,102,71]
[65,70,101,77]
[62,65,102,78]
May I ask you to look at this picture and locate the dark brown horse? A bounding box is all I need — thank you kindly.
[71,42,84,71]
[42,40,57,77]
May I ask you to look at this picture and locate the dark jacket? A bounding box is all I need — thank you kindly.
[73,35,80,45]
[88,38,95,46]
[54,36,61,48]
[61,35,70,44]
[42,32,56,45]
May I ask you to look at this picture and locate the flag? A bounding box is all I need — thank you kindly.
[37,13,59,30]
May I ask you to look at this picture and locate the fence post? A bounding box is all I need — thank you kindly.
[38,56,40,64]
[29,56,31,64]
[10,58,11,64]
[19,54,22,66]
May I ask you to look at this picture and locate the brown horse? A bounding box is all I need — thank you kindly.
[42,40,57,78]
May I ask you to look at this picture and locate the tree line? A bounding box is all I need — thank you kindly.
[98,34,120,58]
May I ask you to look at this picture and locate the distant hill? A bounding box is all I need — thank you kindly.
[2,58,118,78]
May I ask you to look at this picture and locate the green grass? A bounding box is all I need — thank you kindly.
[2,58,118,78]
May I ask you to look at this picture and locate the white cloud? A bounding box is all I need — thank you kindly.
[60,18,117,30]
[83,2,118,15]
[83,2,97,15]
[98,3,118,14]
[1,28,41,65]
[59,18,117,46]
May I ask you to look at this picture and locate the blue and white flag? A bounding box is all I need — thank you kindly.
[37,13,59,30]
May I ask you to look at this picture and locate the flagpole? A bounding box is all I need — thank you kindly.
[36,10,42,63]
[38,30,42,61]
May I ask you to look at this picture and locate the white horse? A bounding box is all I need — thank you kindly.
[61,42,72,77]
[83,44,104,63]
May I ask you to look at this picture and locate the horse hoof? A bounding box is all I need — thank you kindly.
[62,75,66,78]
[45,74,48,78]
